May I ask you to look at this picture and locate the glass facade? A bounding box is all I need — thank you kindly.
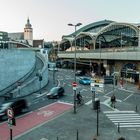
[60,20,139,51]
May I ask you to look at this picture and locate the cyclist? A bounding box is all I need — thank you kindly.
[77,92,82,104]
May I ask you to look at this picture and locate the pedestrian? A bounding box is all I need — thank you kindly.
[111,94,116,108]
[120,78,124,89]
[117,137,125,140]
[92,137,97,140]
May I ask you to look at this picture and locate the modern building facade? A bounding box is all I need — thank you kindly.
[0,31,9,48]
[8,32,24,41]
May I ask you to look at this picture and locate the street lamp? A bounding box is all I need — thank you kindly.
[68,22,82,113]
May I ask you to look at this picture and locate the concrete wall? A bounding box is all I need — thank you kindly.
[12,52,49,97]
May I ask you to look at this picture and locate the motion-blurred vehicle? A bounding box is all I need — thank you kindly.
[47,86,64,99]
[79,77,91,85]
[0,99,28,121]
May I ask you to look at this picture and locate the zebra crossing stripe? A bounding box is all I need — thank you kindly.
[104,111,135,113]
[104,110,140,128]
[113,120,140,123]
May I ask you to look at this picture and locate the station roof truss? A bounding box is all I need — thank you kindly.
[60,20,140,51]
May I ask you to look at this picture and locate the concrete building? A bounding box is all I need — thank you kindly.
[0,31,9,48]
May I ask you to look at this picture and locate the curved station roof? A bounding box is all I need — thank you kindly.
[60,20,140,51]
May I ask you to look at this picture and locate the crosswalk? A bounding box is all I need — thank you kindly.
[104,110,140,128]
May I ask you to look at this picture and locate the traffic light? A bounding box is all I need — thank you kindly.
[39,76,42,81]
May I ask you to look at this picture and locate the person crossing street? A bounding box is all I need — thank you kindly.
[110,94,116,108]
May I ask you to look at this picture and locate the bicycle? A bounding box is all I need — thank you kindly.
[76,98,84,106]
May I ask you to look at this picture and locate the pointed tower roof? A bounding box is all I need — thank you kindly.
[25,18,32,28]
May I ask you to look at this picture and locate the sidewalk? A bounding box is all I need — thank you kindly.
[14,81,140,140]
[14,102,140,140]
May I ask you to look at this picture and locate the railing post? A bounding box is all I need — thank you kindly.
[118,123,120,133]
[136,104,138,112]
[76,129,79,140]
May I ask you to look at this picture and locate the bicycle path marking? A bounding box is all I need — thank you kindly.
[0,102,73,140]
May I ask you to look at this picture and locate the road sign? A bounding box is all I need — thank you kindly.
[8,119,12,128]
[72,82,77,87]
[7,108,14,119]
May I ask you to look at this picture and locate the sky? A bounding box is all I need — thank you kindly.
[0,0,140,41]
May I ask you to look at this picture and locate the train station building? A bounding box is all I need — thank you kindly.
[58,20,140,83]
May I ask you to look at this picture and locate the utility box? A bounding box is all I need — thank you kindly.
[94,98,100,110]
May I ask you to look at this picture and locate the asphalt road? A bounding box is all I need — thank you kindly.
[1,69,140,140]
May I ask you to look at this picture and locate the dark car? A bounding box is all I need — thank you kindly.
[0,99,28,121]
[47,86,64,99]
[79,77,91,85]
[104,76,113,84]
[76,70,85,76]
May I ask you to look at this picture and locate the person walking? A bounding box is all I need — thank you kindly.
[117,137,125,140]
[111,94,116,108]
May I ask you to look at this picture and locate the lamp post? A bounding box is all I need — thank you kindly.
[120,32,123,50]
[68,23,82,113]
[99,39,101,77]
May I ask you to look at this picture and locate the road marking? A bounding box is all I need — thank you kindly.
[3,102,73,140]
[37,110,54,117]
[104,110,140,128]
[85,100,92,105]
[123,93,133,101]
[118,88,134,93]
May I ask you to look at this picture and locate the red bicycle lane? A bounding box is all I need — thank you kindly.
[0,102,73,140]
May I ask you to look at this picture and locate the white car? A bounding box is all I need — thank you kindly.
[48,67,58,71]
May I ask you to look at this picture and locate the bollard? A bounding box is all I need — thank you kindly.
[118,123,120,133]
[57,136,59,140]
[136,104,138,112]
[76,129,79,140]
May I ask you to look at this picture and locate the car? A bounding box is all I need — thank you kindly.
[79,77,91,85]
[48,62,58,71]
[76,70,85,76]
[0,99,28,121]
[48,67,58,71]
[104,76,114,84]
[46,86,64,99]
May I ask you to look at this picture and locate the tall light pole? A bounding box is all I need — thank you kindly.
[68,23,82,113]
[99,39,101,78]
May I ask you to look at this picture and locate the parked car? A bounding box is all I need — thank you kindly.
[79,77,91,85]
[47,86,64,99]
[0,99,28,121]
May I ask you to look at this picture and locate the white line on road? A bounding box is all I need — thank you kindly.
[103,110,135,113]
[123,93,133,101]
